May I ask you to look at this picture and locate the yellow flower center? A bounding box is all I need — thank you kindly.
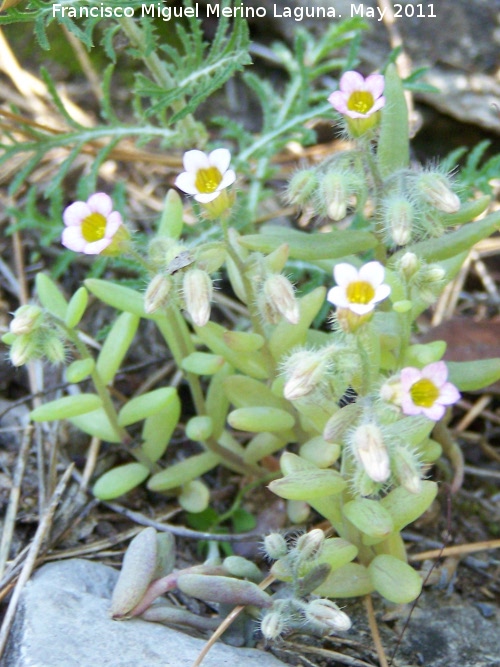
[195,167,223,194]
[410,378,440,408]
[81,212,107,242]
[347,91,374,115]
[346,280,375,304]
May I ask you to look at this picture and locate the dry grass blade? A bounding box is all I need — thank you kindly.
[409,538,500,562]
[280,640,377,667]
[364,594,389,667]
[190,573,275,667]
[0,426,33,580]
[0,463,74,659]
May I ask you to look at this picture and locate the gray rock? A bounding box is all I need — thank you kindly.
[1,559,287,667]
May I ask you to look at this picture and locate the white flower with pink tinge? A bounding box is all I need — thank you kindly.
[62,193,125,255]
[400,361,460,421]
[175,149,235,203]
[327,261,391,315]
[328,71,385,119]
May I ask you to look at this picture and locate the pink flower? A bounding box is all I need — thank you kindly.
[175,149,235,204]
[400,361,460,421]
[62,193,126,255]
[327,261,390,316]
[328,71,385,119]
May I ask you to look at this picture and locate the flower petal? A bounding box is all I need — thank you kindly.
[87,192,113,217]
[349,302,375,315]
[328,91,349,114]
[373,284,391,303]
[326,286,349,308]
[105,211,123,237]
[370,97,386,114]
[422,403,446,421]
[364,74,385,99]
[62,226,87,252]
[339,71,366,94]
[209,148,231,174]
[359,261,385,287]
[218,169,236,190]
[438,382,461,405]
[333,263,359,287]
[422,361,448,386]
[84,238,112,254]
[400,367,422,391]
[400,396,422,416]
[63,202,90,227]
[175,172,199,195]
[194,192,220,203]
[183,150,209,173]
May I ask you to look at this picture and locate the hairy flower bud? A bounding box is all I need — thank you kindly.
[42,333,66,364]
[398,252,420,280]
[384,196,414,246]
[321,172,350,221]
[9,334,39,367]
[144,274,173,314]
[263,533,288,561]
[261,610,287,640]
[350,423,390,483]
[286,169,318,207]
[392,446,422,494]
[416,173,460,213]
[283,349,327,400]
[294,528,325,562]
[305,599,352,633]
[183,269,213,327]
[10,305,43,335]
[260,274,299,325]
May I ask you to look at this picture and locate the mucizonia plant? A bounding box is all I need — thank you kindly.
[4,64,500,641]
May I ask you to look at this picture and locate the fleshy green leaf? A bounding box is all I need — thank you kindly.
[377,64,409,178]
[93,462,150,500]
[30,393,102,421]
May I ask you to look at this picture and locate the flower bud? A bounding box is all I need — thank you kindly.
[42,333,66,364]
[416,173,460,213]
[144,274,173,314]
[260,274,299,325]
[350,423,390,483]
[263,533,288,560]
[283,349,327,400]
[384,196,414,246]
[305,599,351,633]
[10,305,44,335]
[398,252,420,280]
[321,172,350,221]
[294,528,325,562]
[392,446,422,494]
[183,268,213,327]
[261,610,287,640]
[9,334,39,366]
[286,169,318,207]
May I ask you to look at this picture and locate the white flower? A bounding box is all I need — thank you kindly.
[400,361,460,421]
[327,261,391,315]
[175,149,235,203]
[62,193,126,255]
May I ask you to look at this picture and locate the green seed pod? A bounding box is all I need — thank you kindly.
[65,287,88,328]
[178,479,210,513]
[381,480,437,532]
[65,358,95,383]
[177,574,272,608]
[228,407,295,433]
[85,279,147,318]
[314,562,374,598]
[118,387,178,427]
[299,437,340,468]
[30,393,102,421]
[185,415,213,442]
[110,527,158,618]
[342,499,394,543]
[157,188,184,239]
[222,330,265,353]
[268,469,346,501]
[368,554,422,604]
[223,556,262,581]
[96,312,140,385]
[181,352,225,375]
[147,452,220,492]
[244,433,286,464]
[93,462,150,500]
[36,273,68,319]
